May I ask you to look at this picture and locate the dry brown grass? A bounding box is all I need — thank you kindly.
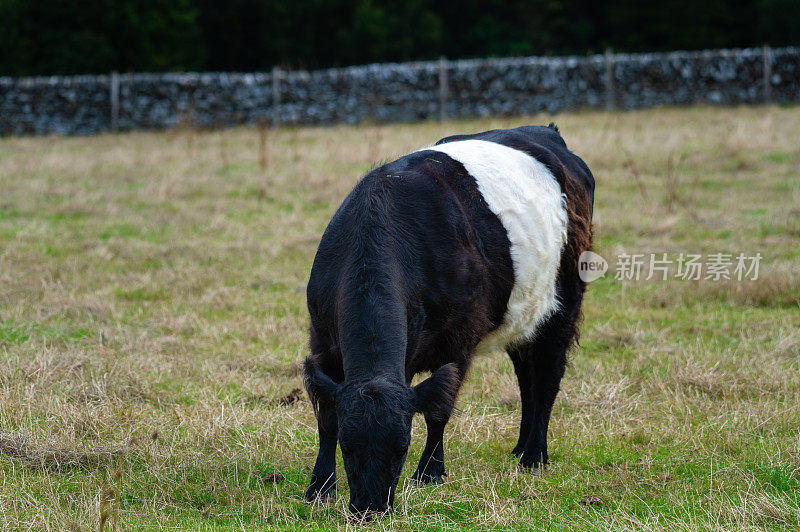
[0,106,799,530]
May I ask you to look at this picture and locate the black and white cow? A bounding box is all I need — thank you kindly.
[303,125,594,517]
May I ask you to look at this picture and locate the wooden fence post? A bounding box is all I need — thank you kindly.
[110,70,119,132]
[272,66,281,128]
[439,55,448,122]
[604,48,615,111]
[763,43,772,105]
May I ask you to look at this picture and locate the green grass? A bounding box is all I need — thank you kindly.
[1,107,799,530]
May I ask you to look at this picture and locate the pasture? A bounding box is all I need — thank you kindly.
[1,106,799,530]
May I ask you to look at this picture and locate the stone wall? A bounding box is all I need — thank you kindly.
[1,47,798,136]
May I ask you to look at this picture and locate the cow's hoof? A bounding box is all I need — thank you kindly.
[517,461,546,476]
[518,447,548,472]
[304,480,336,502]
[511,443,524,457]
[412,469,447,485]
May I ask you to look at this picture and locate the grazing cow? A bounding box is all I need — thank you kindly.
[303,125,594,517]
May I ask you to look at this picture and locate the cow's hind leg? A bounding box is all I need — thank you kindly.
[304,400,338,501]
[508,347,533,457]
[508,314,572,471]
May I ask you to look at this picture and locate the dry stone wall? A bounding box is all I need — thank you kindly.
[1,47,797,135]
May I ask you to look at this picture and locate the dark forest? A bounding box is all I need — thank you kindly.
[1,0,797,75]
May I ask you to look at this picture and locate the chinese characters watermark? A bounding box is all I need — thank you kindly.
[578,251,762,283]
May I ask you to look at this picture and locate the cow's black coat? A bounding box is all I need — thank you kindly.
[303,125,595,517]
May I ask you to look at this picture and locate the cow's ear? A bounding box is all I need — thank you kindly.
[303,358,340,409]
[412,363,460,421]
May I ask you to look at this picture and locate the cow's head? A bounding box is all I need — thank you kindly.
[304,361,458,518]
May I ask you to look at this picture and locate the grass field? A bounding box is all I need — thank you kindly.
[1,106,799,530]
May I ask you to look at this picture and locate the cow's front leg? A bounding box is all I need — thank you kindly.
[412,359,467,484]
[411,413,449,484]
[304,402,338,501]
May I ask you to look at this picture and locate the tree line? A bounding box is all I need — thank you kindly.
[1,0,797,76]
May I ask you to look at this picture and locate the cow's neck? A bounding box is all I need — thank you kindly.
[342,354,405,384]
